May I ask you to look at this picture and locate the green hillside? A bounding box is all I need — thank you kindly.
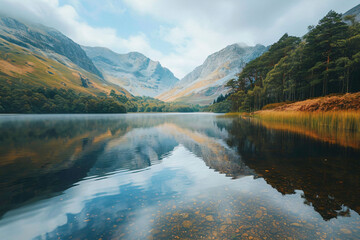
[0,38,130,97]
[0,38,200,113]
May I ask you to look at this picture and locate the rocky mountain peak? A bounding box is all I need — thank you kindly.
[83,46,179,97]
[157,43,268,105]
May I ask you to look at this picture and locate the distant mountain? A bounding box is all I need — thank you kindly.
[0,16,102,78]
[157,44,268,105]
[82,46,179,97]
[344,4,360,22]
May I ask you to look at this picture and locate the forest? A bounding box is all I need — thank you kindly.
[0,82,201,113]
[219,11,360,112]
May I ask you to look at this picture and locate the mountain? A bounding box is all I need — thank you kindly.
[0,16,130,97]
[344,4,360,22]
[0,16,102,78]
[157,44,268,105]
[82,46,179,97]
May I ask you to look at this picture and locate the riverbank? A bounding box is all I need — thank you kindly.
[262,92,360,112]
[256,93,360,132]
[225,110,360,148]
[226,93,360,132]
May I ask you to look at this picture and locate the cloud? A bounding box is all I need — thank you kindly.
[123,0,359,77]
[0,0,163,65]
[0,0,359,78]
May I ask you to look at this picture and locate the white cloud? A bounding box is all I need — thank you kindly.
[0,0,359,78]
[0,0,163,66]
[123,0,359,77]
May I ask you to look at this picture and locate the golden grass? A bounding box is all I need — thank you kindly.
[0,59,34,76]
[262,101,294,110]
[268,93,360,112]
[223,98,360,149]
[224,112,253,117]
[222,111,360,149]
[256,110,360,132]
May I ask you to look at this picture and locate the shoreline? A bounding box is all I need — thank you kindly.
[225,92,360,132]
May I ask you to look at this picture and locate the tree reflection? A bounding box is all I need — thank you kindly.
[226,117,360,220]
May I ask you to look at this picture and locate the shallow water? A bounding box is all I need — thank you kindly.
[0,113,359,240]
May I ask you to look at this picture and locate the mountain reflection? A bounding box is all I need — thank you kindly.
[0,114,359,239]
[226,117,360,221]
[0,114,250,219]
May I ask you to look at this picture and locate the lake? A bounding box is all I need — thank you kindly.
[0,113,359,239]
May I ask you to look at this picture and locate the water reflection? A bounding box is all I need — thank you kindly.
[226,117,360,220]
[0,113,359,239]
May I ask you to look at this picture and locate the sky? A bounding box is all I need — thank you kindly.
[0,0,359,78]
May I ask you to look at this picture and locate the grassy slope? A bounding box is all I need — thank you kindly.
[261,93,360,112]
[0,38,131,97]
[253,93,360,132]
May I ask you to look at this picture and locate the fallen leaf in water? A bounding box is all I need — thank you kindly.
[182,220,192,228]
[205,215,214,221]
[340,229,352,234]
[255,210,262,218]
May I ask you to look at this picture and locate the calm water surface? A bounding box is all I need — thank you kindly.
[0,113,359,240]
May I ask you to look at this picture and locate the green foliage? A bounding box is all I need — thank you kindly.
[213,93,230,104]
[225,10,360,112]
[204,99,231,113]
[205,93,232,113]
[122,95,202,113]
[0,83,127,113]
[0,79,202,114]
[0,38,202,114]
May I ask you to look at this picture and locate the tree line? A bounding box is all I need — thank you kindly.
[0,83,127,113]
[0,82,201,114]
[204,93,231,113]
[225,11,360,112]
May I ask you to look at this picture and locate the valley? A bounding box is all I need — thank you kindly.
[0,1,360,240]
[0,4,360,114]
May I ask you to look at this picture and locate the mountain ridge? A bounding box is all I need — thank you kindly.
[83,46,179,97]
[0,16,103,78]
[0,16,132,99]
[157,43,268,105]
[344,4,360,22]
